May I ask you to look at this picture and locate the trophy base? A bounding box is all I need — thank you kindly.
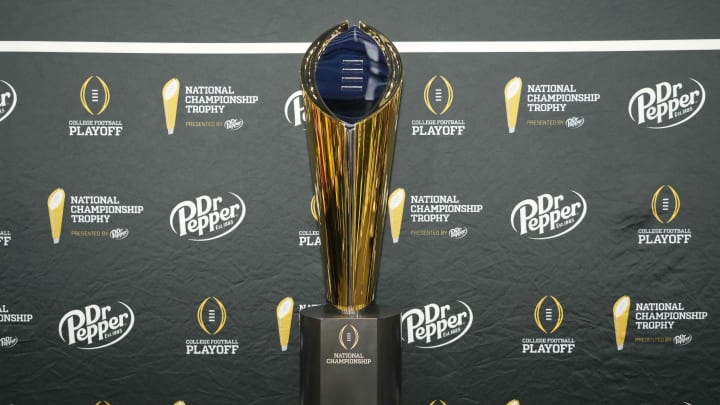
[300,304,401,405]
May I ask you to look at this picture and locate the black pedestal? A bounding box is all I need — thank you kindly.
[300,304,401,405]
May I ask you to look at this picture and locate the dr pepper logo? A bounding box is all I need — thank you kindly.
[0,80,17,123]
[170,192,246,242]
[628,78,705,129]
[59,302,135,350]
[511,191,587,240]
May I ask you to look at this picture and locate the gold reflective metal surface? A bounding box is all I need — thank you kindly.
[301,21,403,314]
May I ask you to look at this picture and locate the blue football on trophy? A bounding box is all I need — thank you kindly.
[315,25,390,123]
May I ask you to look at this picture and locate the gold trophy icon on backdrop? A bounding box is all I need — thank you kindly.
[299,21,403,405]
[613,296,631,351]
[504,76,522,133]
[276,296,294,351]
[48,188,66,244]
[388,188,406,244]
[162,78,180,135]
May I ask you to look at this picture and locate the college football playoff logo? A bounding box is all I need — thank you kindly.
[338,324,359,351]
[80,75,111,116]
[651,185,681,224]
[197,296,227,335]
[424,75,453,115]
[534,296,564,334]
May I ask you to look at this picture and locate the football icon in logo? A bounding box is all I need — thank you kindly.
[424,75,453,116]
[80,75,111,116]
[534,296,564,335]
[197,296,227,335]
[338,323,359,351]
[651,185,681,224]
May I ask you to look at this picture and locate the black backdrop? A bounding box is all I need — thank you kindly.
[1,1,719,404]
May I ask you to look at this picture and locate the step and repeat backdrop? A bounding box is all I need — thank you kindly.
[1,1,719,404]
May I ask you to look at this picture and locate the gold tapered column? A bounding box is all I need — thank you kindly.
[276,296,294,351]
[504,77,522,133]
[48,188,65,244]
[613,296,631,350]
[388,188,406,243]
[301,21,403,313]
[162,78,180,135]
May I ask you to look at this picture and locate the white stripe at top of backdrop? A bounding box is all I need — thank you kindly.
[0,39,719,54]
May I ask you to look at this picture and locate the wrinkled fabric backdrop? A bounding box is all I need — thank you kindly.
[0,1,719,404]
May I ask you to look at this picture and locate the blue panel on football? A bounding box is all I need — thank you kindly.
[315,25,389,124]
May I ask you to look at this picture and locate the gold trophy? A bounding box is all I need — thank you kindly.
[301,20,402,314]
[299,21,403,405]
